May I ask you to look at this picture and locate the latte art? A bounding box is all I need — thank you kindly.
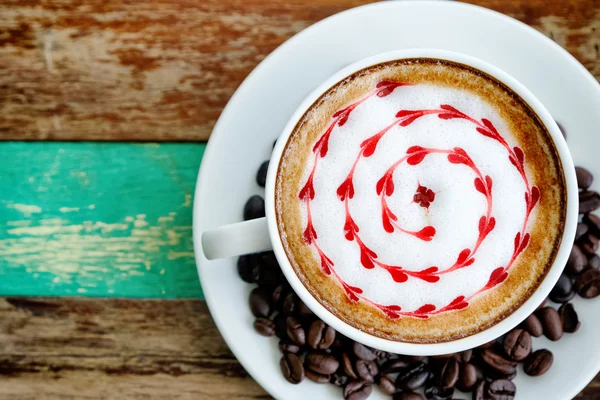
[276,60,566,342]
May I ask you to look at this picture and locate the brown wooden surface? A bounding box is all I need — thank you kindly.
[0,297,597,399]
[1,0,598,141]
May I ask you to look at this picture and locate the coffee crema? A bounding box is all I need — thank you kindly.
[275,59,566,343]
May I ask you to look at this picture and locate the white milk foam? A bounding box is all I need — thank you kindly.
[301,83,528,310]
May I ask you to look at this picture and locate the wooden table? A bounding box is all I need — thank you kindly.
[1,0,598,398]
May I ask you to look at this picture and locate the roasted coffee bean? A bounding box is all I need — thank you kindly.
[280,353,304,384]
[576,222,590,241]
[343,380,372,400]
[566,245,588,276]
[579,234,600,255]
[424,383,454,400]
[579,191,600,214]
[373,349,390,362]
[454,349,472,363]
[272,284,289,309]
[575,268,600,298]
[342,352,359,379]
[258,251,278,269]
[537,307,564,341]
[480,348,517,375]
[381,358,410,374]
[282,292,297,315]
[279,339,301,354]
[256,160,269,187]
[243,195,265,220]
[487,379,516,400]
[456,363,478,392]
[237,254,260,283]
[503,328,532,361]
[520,313,543,337]
[524,349,553,376]
[253,317,276,336]
[353,342,377,361]
[576,167,594,190]
[473,380,488,400]
[589,254,600,269]
[256,265,280,288]
[549,273,575,303]
[440,358,459,389]
[249,287,271,318]
[331,373,349,387]
[393,393,425,400]
[305,369,329,384]
[395,362,430,391]
[286,317,306,345]
[356,359,378,383]
[273,313,288,339]
[307,320,336,350]
[556,121,566,138]
[558,302,581,333]
[297,300,314,317]
[378,374,397,395]
[306,352,339,375]
[584,213,600,236]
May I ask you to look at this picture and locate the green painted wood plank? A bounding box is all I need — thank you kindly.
[0,142,205,298]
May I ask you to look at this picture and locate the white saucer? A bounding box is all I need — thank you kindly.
[193,2,600,399]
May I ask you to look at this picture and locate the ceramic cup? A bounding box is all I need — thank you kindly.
[201,49,578,355]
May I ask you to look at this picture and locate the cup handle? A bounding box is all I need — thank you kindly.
[201,217,272,260]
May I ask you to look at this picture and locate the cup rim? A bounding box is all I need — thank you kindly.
[265,48,578,355]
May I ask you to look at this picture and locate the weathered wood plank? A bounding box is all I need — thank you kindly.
[1,0,598,141]
[0,297,597,399]
[0,142,204,298]
[0,0,376,141]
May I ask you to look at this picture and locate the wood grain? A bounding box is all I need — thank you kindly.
[0,142,204,298]
[1,0,598,141]
[0,0,376,141]
[0,297,597,399]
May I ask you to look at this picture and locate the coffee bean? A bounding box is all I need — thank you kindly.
[279,339,301,354]
[537,307,564,341]
[502,329,531,362]
[381,358,410,374]
[307,320,336,350]
[243,195,265,220]
[549,273,575,303]
[576,167,594,190]
[249,287,271,318]
[253,317,276,336]
[424,383,454,400]
[520,313,543,337]
[393,393,425,400]
[566,245,588,276]
[282,292,297,315]
[305,369,330,384]
[273,313,288,339]
[280,353,304,384]
[378,374,397,395]
[237,254,260,283]
[556,121,566,138]
[524,349,553,376]
[579,233,600,255]
[353,342,377,361]
[576,222,590,241]
[558,302,581,333]
[575,268,600,298]
[584,213,600,236]
[487,379,516,400]
[297,300,314,317]
[373,349,390,362]
[331,373,349,387]
[473,380,488,400]
[343,380,372,400]
[454,349,472,363]
[306,352,339,375]
[395,362,430,391]
[589,254,600,269]
[480,348,517,375]
[286,317,306,345]
[579,191,600,214]
[258,251,278,269]
[256,160,269,187]
[456,363,478,392]
[272,284,288,309]
[342,352,359,379]
[440,358,459,389]
[356,359,378,383]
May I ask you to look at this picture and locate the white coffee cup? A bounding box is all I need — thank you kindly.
[200,49,578,355]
